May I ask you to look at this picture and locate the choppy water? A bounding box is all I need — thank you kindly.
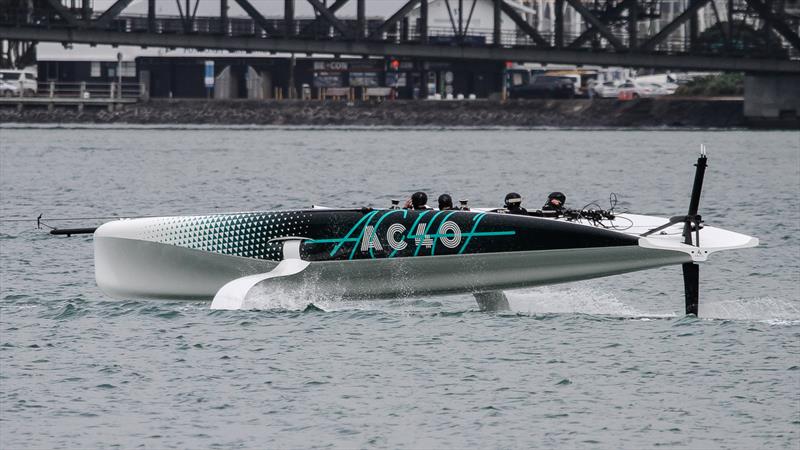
[1,125,798,449]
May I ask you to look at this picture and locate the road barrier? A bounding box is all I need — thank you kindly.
[0,81,146,111]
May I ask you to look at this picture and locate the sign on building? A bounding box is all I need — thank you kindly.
[314,61,349,71]
[204,60,215,88]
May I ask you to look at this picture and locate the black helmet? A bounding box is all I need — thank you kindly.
[438,194,453,210]
[504,192,523,208]
[547,191,566,205]
[411,191,428,209]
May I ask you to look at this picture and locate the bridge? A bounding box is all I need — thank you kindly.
[1,0,798,73]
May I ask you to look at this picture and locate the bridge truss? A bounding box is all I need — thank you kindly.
[1,0,798,72]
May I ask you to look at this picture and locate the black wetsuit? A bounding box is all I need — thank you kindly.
[505,206,528,215]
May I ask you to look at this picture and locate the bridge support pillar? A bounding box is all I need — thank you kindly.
[420,0,428,43]
[82,0,91,21]
[628,1,638,48]
[744,74,800,127]
[356,0,365,39]
[493,0,501,45]
[555,0,564,48]
[220,0,229,35]
[214,66,237,99]
[285,0,295,37]
[689,0,699,50]
[246,66,272,99]
[148,0,156,32]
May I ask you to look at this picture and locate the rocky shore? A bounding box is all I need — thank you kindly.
[0,97,747,128]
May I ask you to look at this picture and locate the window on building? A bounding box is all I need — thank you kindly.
[349,72,379,87]
[122,62,137,78]
[385,72,407,87]
[313,72,344,88]
[91,61,101,77]
[107,62,136,78]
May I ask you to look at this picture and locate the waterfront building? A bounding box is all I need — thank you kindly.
[35,41,508,100]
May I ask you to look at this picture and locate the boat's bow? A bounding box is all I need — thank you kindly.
[634,214,759,262]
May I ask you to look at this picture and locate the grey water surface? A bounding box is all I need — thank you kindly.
[1,126,798,449]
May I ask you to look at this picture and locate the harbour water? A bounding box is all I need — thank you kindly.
[1,126,798,449]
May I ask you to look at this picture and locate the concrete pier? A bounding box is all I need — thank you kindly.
[744,75,800,127]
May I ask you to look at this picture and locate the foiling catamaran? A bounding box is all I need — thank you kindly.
[48,150,757,315]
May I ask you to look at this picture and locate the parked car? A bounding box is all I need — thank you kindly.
[509,76,575,99]
[545,70,598,97]
[591,81,620,98]
[617,80,660,98]
[644,82,679,96]
[656,82,679,95]
[0,80,19,97]
[0,70,38,96]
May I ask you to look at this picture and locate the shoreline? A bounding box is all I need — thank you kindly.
[0,97,792,129]
[0,123,758,131]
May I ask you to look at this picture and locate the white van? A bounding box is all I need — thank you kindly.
[0,70,38,96]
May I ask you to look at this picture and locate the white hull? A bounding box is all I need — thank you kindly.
[93,210,757,304]
[96,233,689,300]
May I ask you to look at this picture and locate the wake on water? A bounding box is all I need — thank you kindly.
[699,297,800,323]
[236,281,800,324]
[505,287,656,317]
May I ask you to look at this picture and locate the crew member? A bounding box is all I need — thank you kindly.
[503,192,528,215]
[404,191,430,210]
[542,192,566,212]
[438,194,457,210]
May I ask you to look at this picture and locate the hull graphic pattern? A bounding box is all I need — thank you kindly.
[121,209,639,262]
[94,209,651,300]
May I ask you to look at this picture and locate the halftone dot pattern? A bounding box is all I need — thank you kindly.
[141,211,312,261]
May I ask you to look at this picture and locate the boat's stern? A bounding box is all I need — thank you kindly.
[94,218,275,300]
